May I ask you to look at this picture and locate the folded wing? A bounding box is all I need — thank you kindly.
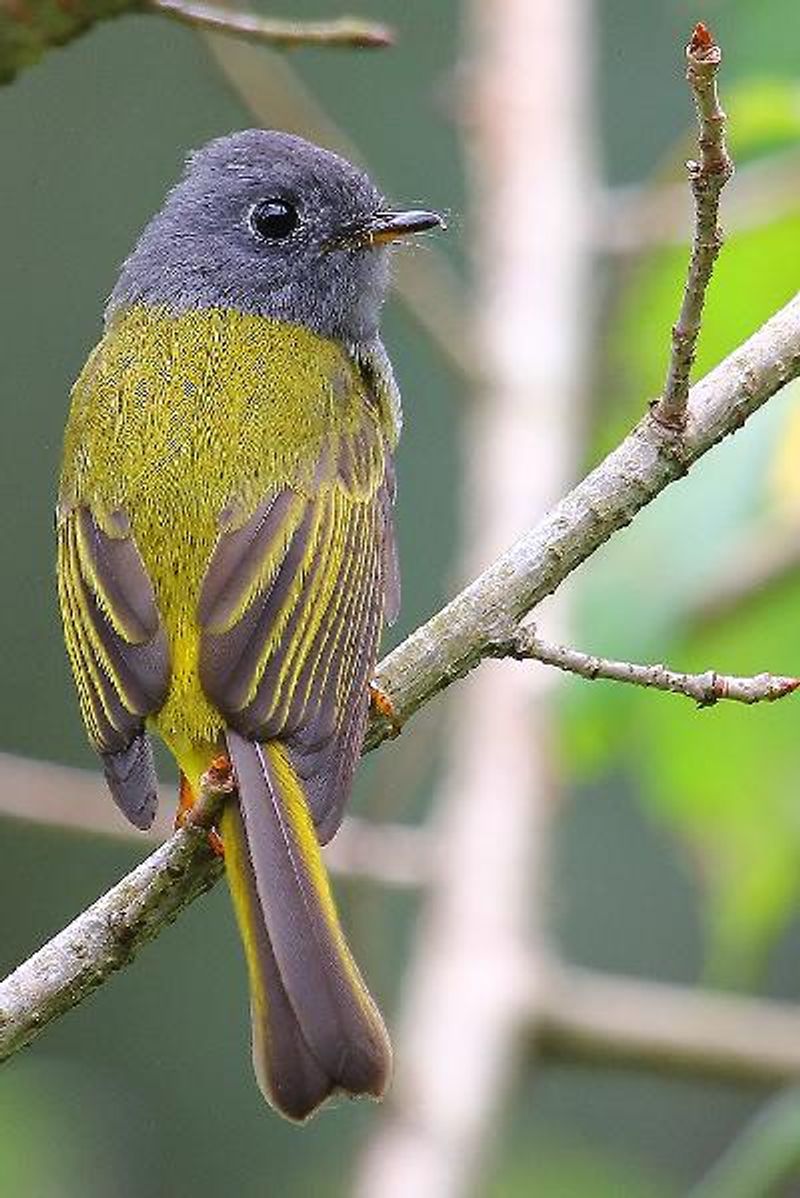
[198,416,397,842]
[57,506,170,828]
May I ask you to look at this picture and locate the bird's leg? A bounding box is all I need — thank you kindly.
[175,772,195,827]
[199,754,234,856]
[206,829,226,857]
[205,753,235,789]
[369,683,403,738]
[175,760,230,857]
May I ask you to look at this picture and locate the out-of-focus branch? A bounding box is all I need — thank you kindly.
[0,751,430,889]
[1,0,126,83]
[654,23,734,430]
[204,35,472,380]
[493,626,800,706]
[323,816,433,889]
[689,1089,800,1197]
[688,521,800,628]
[0,753,431,1061]
[148,1,391,47]
[0,0,391,84]
[539,965,800,1088]
[355,0,593,1193]
[600,150,800,256]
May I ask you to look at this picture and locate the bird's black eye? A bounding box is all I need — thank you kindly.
[248,198,299,241]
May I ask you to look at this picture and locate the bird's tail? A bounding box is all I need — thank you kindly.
[221,729,392,1122]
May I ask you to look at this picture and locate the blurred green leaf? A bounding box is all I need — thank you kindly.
[637,577,800,980]
[598,213,800,459]
[727,79,800,161]
[566,566,800,979]
[564,385,796,778]
[567,189,800,972]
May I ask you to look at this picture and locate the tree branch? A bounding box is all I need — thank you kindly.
[0,795,224,1064]
[0,751,430,888]
[654,23,734,430]
[367,290,800,748]
[148,1,392,48]
[1,290,799,1063]
[493,625,800,706]
[1,291,799,1066]
[4,4,800,1065]
[355,0,594,1190]
[539,964,800,1088]
[0,761,428,1063]
[0,0,391,84]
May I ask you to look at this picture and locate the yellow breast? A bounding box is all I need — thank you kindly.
[60,304,376,762]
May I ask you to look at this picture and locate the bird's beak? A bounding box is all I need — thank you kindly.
[362,210,445,245]
[332,209,445,249]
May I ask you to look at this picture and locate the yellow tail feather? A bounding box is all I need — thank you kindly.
[222,734,391,1120]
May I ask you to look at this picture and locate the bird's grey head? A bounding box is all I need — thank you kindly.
[108,129,442,344]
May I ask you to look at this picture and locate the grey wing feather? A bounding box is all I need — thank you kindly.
[197,418,398,839]
[58,506,169,829]
[102,733,159,830]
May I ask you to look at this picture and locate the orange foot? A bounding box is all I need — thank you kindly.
[175,768,228,858]
[369,683,403,739]
[174,772,195,829]
[205,753,234,788]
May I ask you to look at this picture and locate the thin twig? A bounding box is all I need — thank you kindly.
[653,23,734,431]
[148,1,392,48]
[367,291,800,749]
[539,964,800,1088]
[2,293,800,1066]
[494,625,800,706]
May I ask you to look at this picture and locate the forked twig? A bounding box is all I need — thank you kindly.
[653,23,734,430]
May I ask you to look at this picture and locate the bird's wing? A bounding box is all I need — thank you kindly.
[198,414,397,843]
[57,505,170,828]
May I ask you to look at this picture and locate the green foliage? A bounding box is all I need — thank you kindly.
[638,581,800,979]
[727,79,800,160]
[596,213,800,459]
[567,75,800,977]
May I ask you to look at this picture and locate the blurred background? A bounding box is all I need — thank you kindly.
[3,0,800,1194]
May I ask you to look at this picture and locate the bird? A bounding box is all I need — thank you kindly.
[56,129,443,1121]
